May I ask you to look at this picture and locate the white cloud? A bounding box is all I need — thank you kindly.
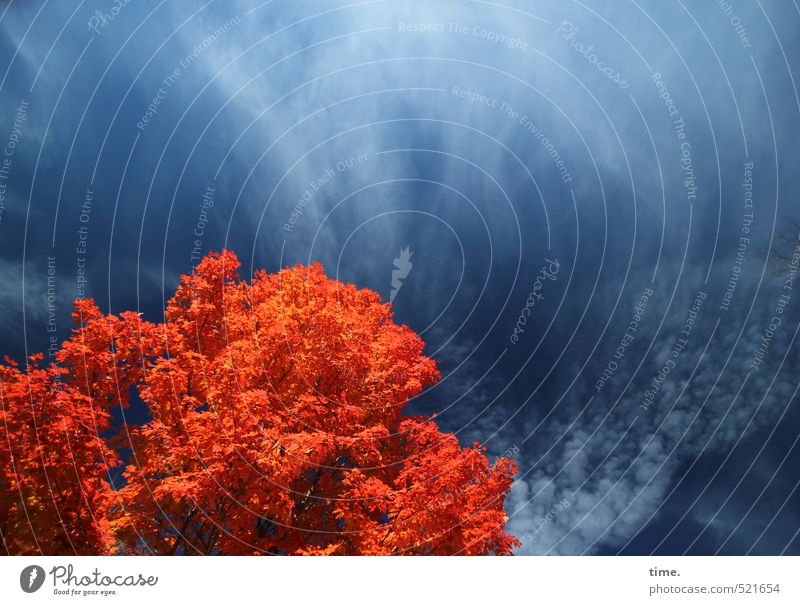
[508,268,798,554]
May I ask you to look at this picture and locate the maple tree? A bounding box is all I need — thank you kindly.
[1,250,519,555]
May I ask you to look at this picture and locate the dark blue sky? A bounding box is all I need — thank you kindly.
[1,0,799,554]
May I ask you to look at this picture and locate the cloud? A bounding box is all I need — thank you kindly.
[1,0,798,556]
[507,267,799,554]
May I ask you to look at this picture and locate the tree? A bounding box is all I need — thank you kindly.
[1,250,519,555]
[0,300,159,554]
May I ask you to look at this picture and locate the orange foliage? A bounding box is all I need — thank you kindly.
[1,251,518,555]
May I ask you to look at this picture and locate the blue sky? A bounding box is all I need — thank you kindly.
[1,0,799,554]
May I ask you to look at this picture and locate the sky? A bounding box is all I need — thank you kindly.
[0,0,799,555]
